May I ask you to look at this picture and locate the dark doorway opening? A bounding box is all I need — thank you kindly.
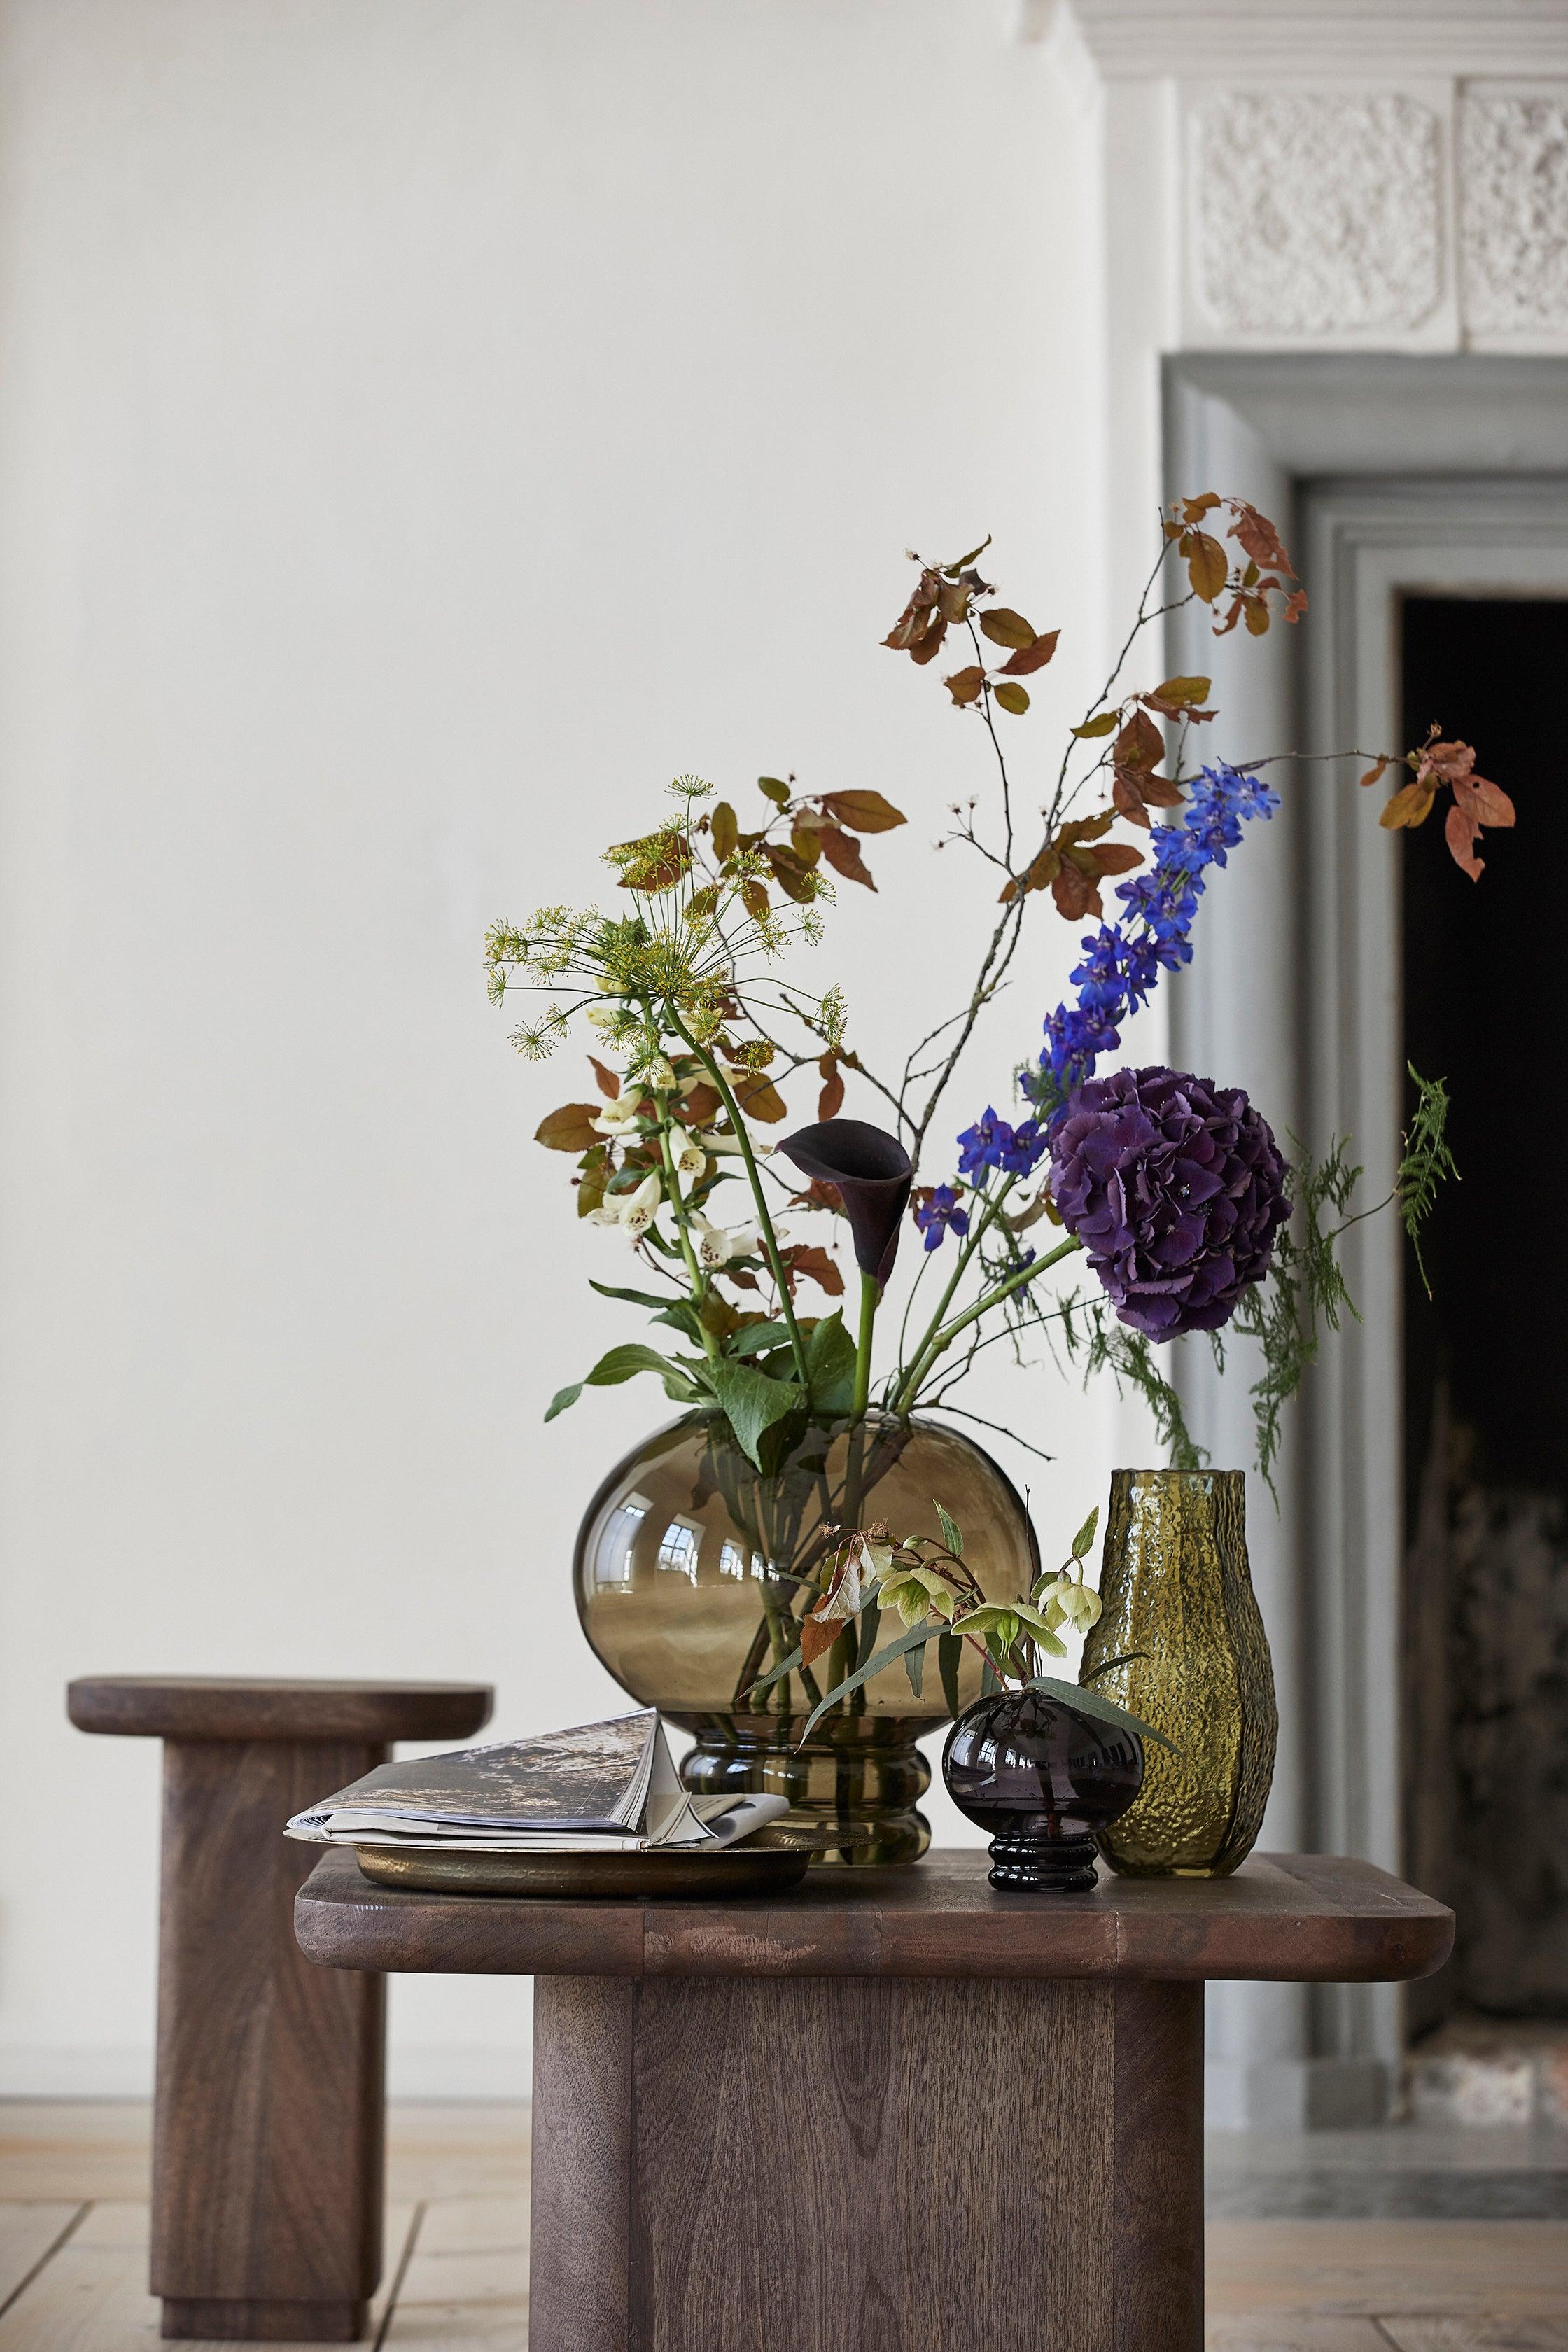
[1401,594,1568,2047]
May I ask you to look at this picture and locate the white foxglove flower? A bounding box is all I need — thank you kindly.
[619,1170,664,1239]
[592,1097,642,1135]
[690,1214,756,1268]
[645,1056,678,1093]
[668,1125,707,1178]
[704,1129,775,1156]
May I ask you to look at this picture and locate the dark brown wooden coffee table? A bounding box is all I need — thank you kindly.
[295,1847,1450,2352]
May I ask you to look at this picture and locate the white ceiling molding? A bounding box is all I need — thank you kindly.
[1028,1,1568,80]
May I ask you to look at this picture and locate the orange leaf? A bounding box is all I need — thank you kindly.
[1051,861,1102,920]
[1000,630,1060,676]
[683,1082,723,1124]
[536,1103,603,1152]
[1180,492,1221,523]
[818,825,876,890]
[1358,757,1392,791]
[819,790,906,833]
[741,878,770,923]
[1115,709,1164,769]
[944,664,986,706]
[1380,780,1436,830]
[733,1072,788,1124]
[818,1054,846,1121]
[979,607,1036,650]
[1093,842,1146,876]
[1453,774,1515,828]
[588,1057,620,1100]
[799,1609,841,1670]
[784,1243,845,1298]
[993,681,1030,715]
[711,801,738,860]
[1445,802,1484,880]
[1228,501,1295,578]
[1186,531,1228,603]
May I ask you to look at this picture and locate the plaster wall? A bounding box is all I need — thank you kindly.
[0,0,1123,2094]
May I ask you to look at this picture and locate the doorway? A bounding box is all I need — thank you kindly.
[1401,594,1568,2045]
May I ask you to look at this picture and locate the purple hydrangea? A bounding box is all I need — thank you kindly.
[1047,1065,1290,1339]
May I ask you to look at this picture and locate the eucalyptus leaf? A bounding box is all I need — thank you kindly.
[544,1382,583,1422]
[797,1620,941,1743]
[752,1641,803,1694]
[589,1279,687,1313]
[904,1639,926,1700]
[937,1628,963,1718]
[935,1502,965,1558]
[1081,1650,1147,1686]
[1026,1673,1176,1751]
[1070,1505,1100,1560]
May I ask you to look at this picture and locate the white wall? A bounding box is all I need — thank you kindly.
[0,0,1133,2094]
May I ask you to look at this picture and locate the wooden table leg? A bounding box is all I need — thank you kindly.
[152,1738,386,2342]
[530,1971,1203,2352]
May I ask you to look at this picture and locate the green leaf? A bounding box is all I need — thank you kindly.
[701,1359,807,1469]
[937,1628,963,1718]
[804,1310,858,1416]
[726,1319,796,1358]
[797,1620,941,1743]
[934,1501,965,1558]
[1028,1672,1177,1750]
[588,1343,704,1401]
[904,1639,926,1699]
[1070,1505,1100,1561]
[544,1382,583,1422]
[588,1280,671,1311]
[993,681,1030,716]
[1071,710,1119,738]
[757,776,792,805]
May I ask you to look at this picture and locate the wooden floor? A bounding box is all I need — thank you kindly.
[0,2103,1564,2351]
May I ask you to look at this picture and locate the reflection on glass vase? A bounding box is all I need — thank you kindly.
[573,1410,1040,1865]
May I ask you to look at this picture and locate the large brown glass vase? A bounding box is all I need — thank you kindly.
[573,1410,1039,1865]
[1079,1467,1277,1878]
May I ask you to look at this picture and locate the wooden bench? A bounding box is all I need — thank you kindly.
[69,1674,492,2342]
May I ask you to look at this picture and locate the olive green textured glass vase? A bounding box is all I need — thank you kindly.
[1079,1467,1277,1879]
[573,1411,1039,1865]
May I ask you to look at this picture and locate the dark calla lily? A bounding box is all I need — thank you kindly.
[778,1118,913,1291]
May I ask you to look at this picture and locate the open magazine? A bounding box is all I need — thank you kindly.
[284,1710,788,1854]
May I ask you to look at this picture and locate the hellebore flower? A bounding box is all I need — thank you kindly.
[777,1117,913,1290]
[914,1183,971,1252]
[1047,1064,1289,1340]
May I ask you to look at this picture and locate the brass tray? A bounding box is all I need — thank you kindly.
[354,1819,877,1900]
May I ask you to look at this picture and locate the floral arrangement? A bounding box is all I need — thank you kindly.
[750,1501,1177,1751]
[487,494,1502,1497]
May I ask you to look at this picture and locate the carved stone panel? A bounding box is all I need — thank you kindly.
[1191,91,1446,337]
[1460,91,1568,335]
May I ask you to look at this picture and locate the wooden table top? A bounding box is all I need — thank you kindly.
[294,1847,1453,1984]
[68,1674,494,1744]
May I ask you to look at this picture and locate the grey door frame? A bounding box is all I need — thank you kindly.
[1161,354,1568,2127]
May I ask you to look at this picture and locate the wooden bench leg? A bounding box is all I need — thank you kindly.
[150,1738,386,2342]
[529,1973,1203,2352]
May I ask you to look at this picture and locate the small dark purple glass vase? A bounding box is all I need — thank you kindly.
[942,1687,1145,1891]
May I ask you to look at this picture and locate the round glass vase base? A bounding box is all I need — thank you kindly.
[680,1727,930,1868]
[986,1830,1098,1893]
